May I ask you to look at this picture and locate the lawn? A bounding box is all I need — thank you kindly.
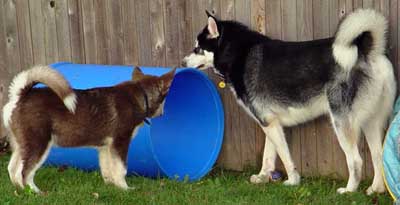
[0,154,392,205]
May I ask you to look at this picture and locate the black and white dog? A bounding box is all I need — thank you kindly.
[182,9,396,194]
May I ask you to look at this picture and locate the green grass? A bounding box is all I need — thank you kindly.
[0,154,392,205]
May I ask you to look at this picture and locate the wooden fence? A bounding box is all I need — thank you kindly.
[0,0,399,179]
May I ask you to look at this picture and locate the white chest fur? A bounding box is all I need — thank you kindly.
[228,86,329,127]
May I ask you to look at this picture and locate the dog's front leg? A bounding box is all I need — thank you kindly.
[258,120,300,186]
[98,142,131,190]
[250,134,276,184]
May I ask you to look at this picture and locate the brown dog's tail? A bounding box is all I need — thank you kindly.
[7,65,77,113]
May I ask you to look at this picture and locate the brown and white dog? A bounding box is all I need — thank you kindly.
[2,65,175,193]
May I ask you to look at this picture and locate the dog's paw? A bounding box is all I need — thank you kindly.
[283,171,300,186]
[250,174,269,184]
[337,187,356,194]
[366,185,386,195]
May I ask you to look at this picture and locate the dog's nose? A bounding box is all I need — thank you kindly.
[181,60,187,67]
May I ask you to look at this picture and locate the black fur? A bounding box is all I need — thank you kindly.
[195,17,371,125]
[328,67,370,115]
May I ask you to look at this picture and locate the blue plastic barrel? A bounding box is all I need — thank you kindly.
[383,97,400,201]
[43,62,224,181]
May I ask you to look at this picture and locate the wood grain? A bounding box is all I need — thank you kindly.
[149,0,166,66]
[15,0,33,69]
[29,0,46,64]
[80,0,96,63]
[67,0,85,63]
[55,0,72,62]
[134,0,152,66]
[296,0,317,176]
[93,0,108,64]
[121,0,139,65]
[42,0,59,64]
[106,0,124,64]
[164,0,180,67]
[0,0,9,139]
[0,0,397,179]
[177,0,193,61]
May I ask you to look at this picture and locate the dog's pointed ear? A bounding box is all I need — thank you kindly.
[207,17,219,38]
[159,68,176,91]
[206,11,219,38]
[132,66,145,82]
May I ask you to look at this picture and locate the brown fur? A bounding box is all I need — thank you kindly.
[5,66,175,193]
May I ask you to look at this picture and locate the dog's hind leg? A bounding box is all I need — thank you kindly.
[362,117,387,195]
[250,134,277,184]
[259,120,300,186]
[331,116,363,194]
[20,140,52,194]
[8,149,22,187]
[7,135,22,188]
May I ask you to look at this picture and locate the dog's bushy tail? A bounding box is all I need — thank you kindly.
[11,65,76,113]
[3,65,76,127]
[333,9,388,71]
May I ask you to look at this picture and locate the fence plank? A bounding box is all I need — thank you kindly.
[135,0,152,65]
[15,0,33,69]
[2,0,21,140]
[192,0,207,41]
[220,0,235,20]
[265,0,281,39]
[280,0,303,175]
[389,0,398,87]
[106,0,124,64]
[216,0,243,170]
[329,0,339,35]
[363,0,374,8]
[55,0,71,62]
[121,0,138,65]
[251,0,266,34]
[29,0,46,64]
[67,0,85,63]
[149,0,166,66]
[177,0,193,61]
[0,0,9,139]
[296,0,317,176]
[373,0,381,10]
[80,0,96,64]
[93,0,108,64]
[313,0,339,177]
[354,0,363,9]
[4,0,21,72]
[42,0,59,64]
[164,0,179,67]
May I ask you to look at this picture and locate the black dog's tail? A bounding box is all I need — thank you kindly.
[332,9,388,72]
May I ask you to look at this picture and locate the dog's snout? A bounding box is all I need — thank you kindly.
[181,59,187,67]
